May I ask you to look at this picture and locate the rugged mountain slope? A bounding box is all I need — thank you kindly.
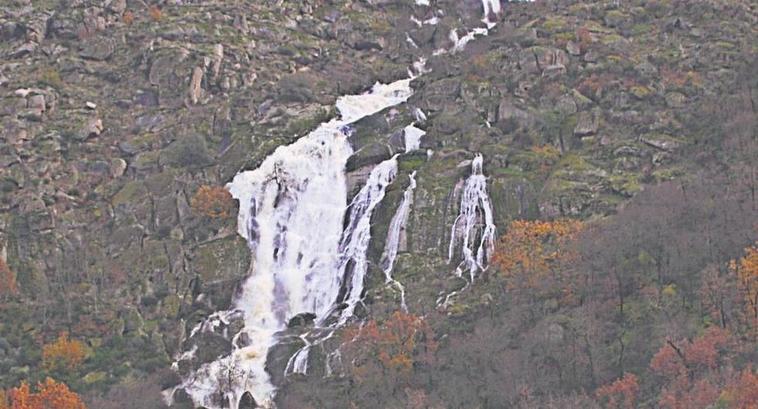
[0,0,756,408]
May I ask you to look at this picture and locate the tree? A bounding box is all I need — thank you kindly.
[340,311,437,406]
[190,185,235,219]
[730,244,758,334]
[492,219,583,300]
[699,265,742,330]
[31,378,87,409]
[342,311,436,379]
[6,382,33,409]
[649,327,732,409]
[722,368,758,409]
[5,379,85,409]
[595,373,639,409]
[42,332,86,372]
[0,259,18,299]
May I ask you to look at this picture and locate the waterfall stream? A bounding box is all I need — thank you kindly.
[172,81,411,409]
[381,171,417,311]
[169,1,507,407]
[332,156,399,325]
[448,154,497,282]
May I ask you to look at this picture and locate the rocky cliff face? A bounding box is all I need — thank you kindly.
[0,0,755,407]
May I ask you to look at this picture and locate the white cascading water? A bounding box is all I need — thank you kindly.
[403,125,425,152]
[171,81,411,409]
[380,171,417,311]
[285,156,400,376]
[332,156,399,324]
[171,1,508,407]
[482,0,502,27]
[448,154,496,282]
[434,0,507,56]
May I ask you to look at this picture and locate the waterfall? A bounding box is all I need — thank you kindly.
[169,0,512,406]
[284,156,399,376]
[403,125,425,152]
[381,171,417,311]
[332,156,399,325]
[482,0,502,27]
[284,333,312,375]
[448,154,496,282]
[434,0,509,57]
[171,81,411,409]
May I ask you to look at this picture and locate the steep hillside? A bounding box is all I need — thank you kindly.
[0,0,756,408]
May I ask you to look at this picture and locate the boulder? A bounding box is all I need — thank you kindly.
[665,92,687,108]
[566,40,581,56]
[497,99,532,127]
[641,134,681,152]
[346,143,392,172]
[81,118,104,139]
[161,134,213,169]
[574,111,599,137]
[79,37,116,61]
[542,64,566,78]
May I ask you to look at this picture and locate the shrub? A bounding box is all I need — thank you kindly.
[493,219,583,297]
[4,378,86,409]
[0,259,17,299]
[148,5,162,22]
[342,311,437,381]
[122,10,135,26]
[596,373,639,409]
[42,332,87,372]
[190,185,235,219]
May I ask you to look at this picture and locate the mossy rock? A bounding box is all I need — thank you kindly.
[83,371,108,385]
[131,150,161,173]
[604,10,629,28]
[630,85,653,99]
[608,174,642,197]
[191,235,251,282]
[111,181,148,208]
[542,16,569,33]
[144,170,177,195]
[161,294,182,317]
[160,134,214,169]
[489,177,541,223]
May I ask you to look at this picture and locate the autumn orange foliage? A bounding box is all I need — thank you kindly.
[492,219,583,294]
[660,66,704,89]
[190,185,235,219]
[651,327,731,377]
[42,333,86,372]
[722,368,758,409]
[650,327,732,409]
[148,5,162,22]
[730,244,758,332]
[596,373,639,409]
[3,378,85,409]
[0,259,18,299]
[342,312,436,381]
[122,10,135,26]
[530,145,561,175]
